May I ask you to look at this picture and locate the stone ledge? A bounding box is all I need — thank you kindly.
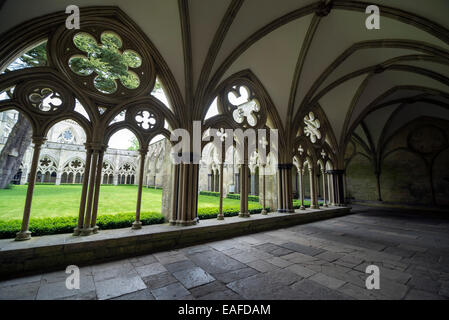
[0,206,351,280]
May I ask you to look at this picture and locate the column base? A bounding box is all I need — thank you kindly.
[277,209,287,213]
[300,206,306,210]
[261,209,267,215]
[79,227,94,236]
[239,212,250,218]
[92,225,99,233]
[72,227,81,236]
[132,221,142,230]
[310,205,319,209]
[323,204,329,207]
[169,219,198,226]
[217,215,224,221]
[15,230,31,241]
[287,209,295,213]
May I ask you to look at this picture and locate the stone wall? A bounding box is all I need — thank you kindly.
[346,153,377,201]
[345,117,449,207]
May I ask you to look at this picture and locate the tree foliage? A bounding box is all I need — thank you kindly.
[128,136,140,151]
[6,41,47,71]
[69,32,141,94]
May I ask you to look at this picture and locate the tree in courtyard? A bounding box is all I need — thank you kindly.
[0,42,47,189]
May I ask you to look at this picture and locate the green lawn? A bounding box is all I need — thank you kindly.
[0,184,244,220]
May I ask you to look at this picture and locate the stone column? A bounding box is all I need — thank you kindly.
[239,163,250,218]
[90,146,106,233]
[329,170,345,206]
[276,166,282,211]
[170,152,199,226]
[20,167,28,185]
[293,170,298,198]
[322,168,328,207]
[133,148,148,229]
[208,173,212,191]
[74,146,93,236]
[79,146,100,236]
[375,171,382,201]
[15,136,46,241]
[250,172,255,196]
[210,172,215,192]
[215,171,219,192]
[277,164,294,213]
[55,170,62,185]
[261,164,267,215]
[309,165,319,209]
[217,163,225,221]
[299,167,306,210]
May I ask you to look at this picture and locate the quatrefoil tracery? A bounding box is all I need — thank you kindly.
[69,31,142,94]
[304,112,321,144]
[40,158,51,167]
[227,86,260,127]
[135,110,157,130]
[29,88,63,113]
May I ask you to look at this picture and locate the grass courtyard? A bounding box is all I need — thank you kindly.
[0,184,315,239]
[0,184,246,220]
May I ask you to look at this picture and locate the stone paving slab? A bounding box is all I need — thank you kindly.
[1,205,448,300]
[0,207,350,279]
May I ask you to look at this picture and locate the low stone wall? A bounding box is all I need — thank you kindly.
[0,207,351,280]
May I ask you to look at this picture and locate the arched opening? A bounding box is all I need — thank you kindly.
[197,141,246,220]
[24,119,89,222]
[98,128,140,218]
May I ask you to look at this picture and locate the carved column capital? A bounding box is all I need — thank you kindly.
[32,136,46,147]
[139,148,149,156]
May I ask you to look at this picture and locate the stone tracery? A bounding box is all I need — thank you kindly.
[1,0,442,245]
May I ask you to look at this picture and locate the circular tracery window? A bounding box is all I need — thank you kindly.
[135,110,157,130]
[58,129,74,143]
[68,31,142,94]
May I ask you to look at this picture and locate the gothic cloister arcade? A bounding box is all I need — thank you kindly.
[0,0,448,236]
[0,0,449,301]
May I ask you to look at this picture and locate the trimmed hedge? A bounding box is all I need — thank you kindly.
[0,211,165,239]
[197,203,269,220]
[199,191,260,203]
[199,191,220,197]
[226,193,259,202]
[1,200,325,239]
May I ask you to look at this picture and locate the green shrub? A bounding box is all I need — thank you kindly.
[226,193,259,202]
[197,203,269,219]
[199,191,220,197]
[200,191,260,202]
[0,211,164,239]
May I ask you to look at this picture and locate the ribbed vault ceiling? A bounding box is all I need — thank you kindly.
[1,0,448,152]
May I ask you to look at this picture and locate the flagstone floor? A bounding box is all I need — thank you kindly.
[1,205,448,300]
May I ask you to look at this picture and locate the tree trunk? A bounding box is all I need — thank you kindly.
[0,113,32,189]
